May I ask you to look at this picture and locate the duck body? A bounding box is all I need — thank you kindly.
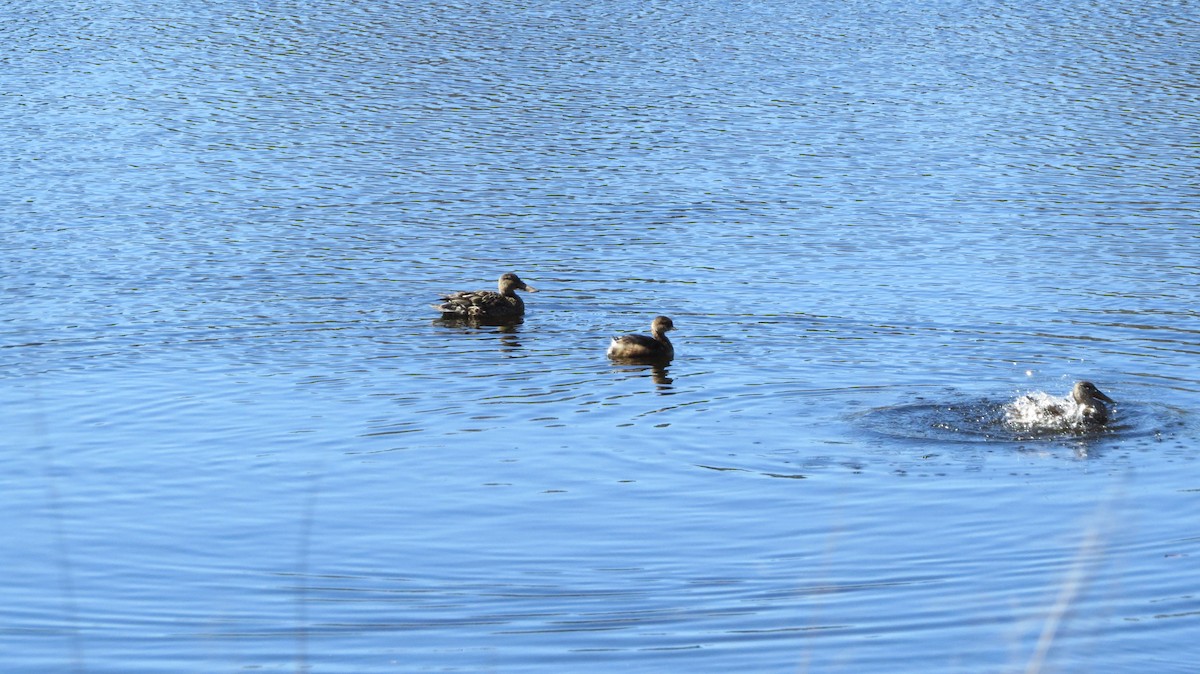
[433,273,536,324]
[607,315,675,363]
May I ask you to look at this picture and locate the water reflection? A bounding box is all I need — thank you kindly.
[497,332,523,354]
[432,318,525,350]
[1015,440,1104,461]
[610,362,674,392]
[433,316,524,331]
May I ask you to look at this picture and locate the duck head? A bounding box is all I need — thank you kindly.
[1072,381,1113,405]
[651,315,675,336]
[1072,381,1114,424]
[498,273,537,295]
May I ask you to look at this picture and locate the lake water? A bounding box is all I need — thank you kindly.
[2,0,1198,671]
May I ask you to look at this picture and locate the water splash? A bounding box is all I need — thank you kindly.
[856,392,1180,445]
[1004,391,1097,433]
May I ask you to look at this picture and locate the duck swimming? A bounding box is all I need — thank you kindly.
[607,315,675,363]
[432,273,537,323]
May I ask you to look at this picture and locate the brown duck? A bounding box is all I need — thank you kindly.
[1035,381,1116,425]
[607,315,676,363]
[1071,381,1115,424]
[432,273,537,323]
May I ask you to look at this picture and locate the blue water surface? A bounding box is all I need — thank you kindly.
[2,0,1199,672]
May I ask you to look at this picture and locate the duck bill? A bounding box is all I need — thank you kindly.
[1094,389,1114,403]
[522,284,538,293]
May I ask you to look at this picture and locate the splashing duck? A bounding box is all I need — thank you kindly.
[1070,381,1115,425]
[607,315,676,363]
[432,273,537,323]
[1006,380,1115,430]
